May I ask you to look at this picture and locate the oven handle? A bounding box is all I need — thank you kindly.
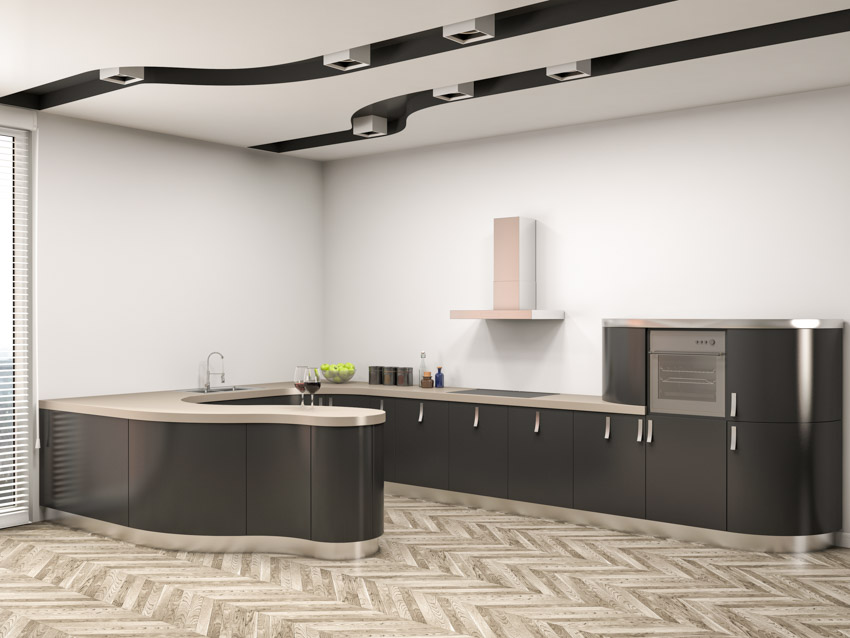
[649,351,725,356]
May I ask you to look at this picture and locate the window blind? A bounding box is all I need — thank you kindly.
[0,127,31,527]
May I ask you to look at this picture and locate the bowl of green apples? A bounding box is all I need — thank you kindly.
[320,362,356,383]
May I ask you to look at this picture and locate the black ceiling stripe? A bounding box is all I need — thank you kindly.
[251,9,850,154]
[1,0,675,110]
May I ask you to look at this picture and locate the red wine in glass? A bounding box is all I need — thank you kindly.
[305,369,321,406]
[294,366,309,406]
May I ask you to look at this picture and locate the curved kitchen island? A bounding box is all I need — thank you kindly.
[39,389,385,559]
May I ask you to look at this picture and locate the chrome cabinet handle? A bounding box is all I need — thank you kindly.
[534,411,540,434]
[473,406,479,428]
[604,416,611,440]
[647,419,653,443]
[730,392,737,418]
[418,402,424,423]
[379,399,384,411]
[637,418,643,443]
[730,425,737,451]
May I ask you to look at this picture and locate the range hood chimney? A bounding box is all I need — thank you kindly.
[450,217,564,320]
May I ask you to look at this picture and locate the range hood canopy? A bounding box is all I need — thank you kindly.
[450,217,564,321]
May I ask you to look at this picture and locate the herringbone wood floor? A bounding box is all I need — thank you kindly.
[0,495,849,637]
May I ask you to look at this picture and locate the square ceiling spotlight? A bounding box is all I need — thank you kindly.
[324,45,371,71]
[546,60,592,82]
[352,115,387,138]
[443,15,495,44]
[433,82,474,102]
[99,67,145,85]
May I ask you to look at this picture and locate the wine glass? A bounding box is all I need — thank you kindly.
[304,368,321,407]
[294,366,308,406]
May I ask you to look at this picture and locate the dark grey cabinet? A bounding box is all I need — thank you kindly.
[312,425,379,542]
[395,399,449,489]
[508,408,573,508]
[332,395,396,482]
[448,404,508,498]
[39,410,129,526]
[726,329,842,423]
[246,423,311,539]
[645,416,726,530]
[728,420,842,536]
[129,421,247,536]
[574,413,645,519]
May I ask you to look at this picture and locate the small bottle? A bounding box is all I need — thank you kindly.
[419,351,427,384]
[420,371,434,389]
[434,366,444,388]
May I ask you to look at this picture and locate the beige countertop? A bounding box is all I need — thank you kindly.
[39,381,644,424]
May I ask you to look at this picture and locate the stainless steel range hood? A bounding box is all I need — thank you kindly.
[450,217,564,321]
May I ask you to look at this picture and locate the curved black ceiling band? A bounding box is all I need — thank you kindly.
[251,9,850,154]
[0,0,677,110]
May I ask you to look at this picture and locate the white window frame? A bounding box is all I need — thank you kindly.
[0,106,37,528]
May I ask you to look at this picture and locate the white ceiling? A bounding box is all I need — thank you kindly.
[4,0,850,161]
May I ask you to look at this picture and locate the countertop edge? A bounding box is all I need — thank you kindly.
[39,382,646,420]
[603,318,844,329]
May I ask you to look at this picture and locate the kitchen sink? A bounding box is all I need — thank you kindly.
[182,386,264,393]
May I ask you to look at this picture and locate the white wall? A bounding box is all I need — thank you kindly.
[322,85,850,525]
[36,113,324,398]
[323,85,850,390]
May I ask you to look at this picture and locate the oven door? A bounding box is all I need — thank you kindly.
[650,352,726,417]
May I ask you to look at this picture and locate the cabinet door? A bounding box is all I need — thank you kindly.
[449,404,508,498]
[726,329,842,423]
[508,408,573,508]
[312,425,377,542]
[246,423,311,539]
[574,413,645,519]
[334,396,397,482]
[645,416,725,530]
[39,410,129,526]
[728,420,842,536]
[395,399,448,489]
[129,421,246,535]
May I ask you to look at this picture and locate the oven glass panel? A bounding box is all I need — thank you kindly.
[657,353,719,403]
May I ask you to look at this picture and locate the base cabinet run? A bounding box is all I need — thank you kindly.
[40,410,383,544]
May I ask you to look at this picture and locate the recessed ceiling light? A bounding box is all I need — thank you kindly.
[546,60,592,82]
[352,115,387,138]
[99,67,145,85]
[443,15,495,44]
[324,46,371,71]
[433,82,474,102]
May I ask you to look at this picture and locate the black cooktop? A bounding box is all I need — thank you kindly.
[450,389,556,398]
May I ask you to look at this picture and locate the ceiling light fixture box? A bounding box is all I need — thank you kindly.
[443,15,495,44]
[546,60,592,82]
[324,46,371,71]
[433,82,474,102]
[99,67,145,85]
[352,115,387,138]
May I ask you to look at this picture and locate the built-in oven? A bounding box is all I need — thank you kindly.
[649,330,725,417]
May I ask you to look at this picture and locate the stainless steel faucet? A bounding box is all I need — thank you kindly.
[205,352,225,392]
